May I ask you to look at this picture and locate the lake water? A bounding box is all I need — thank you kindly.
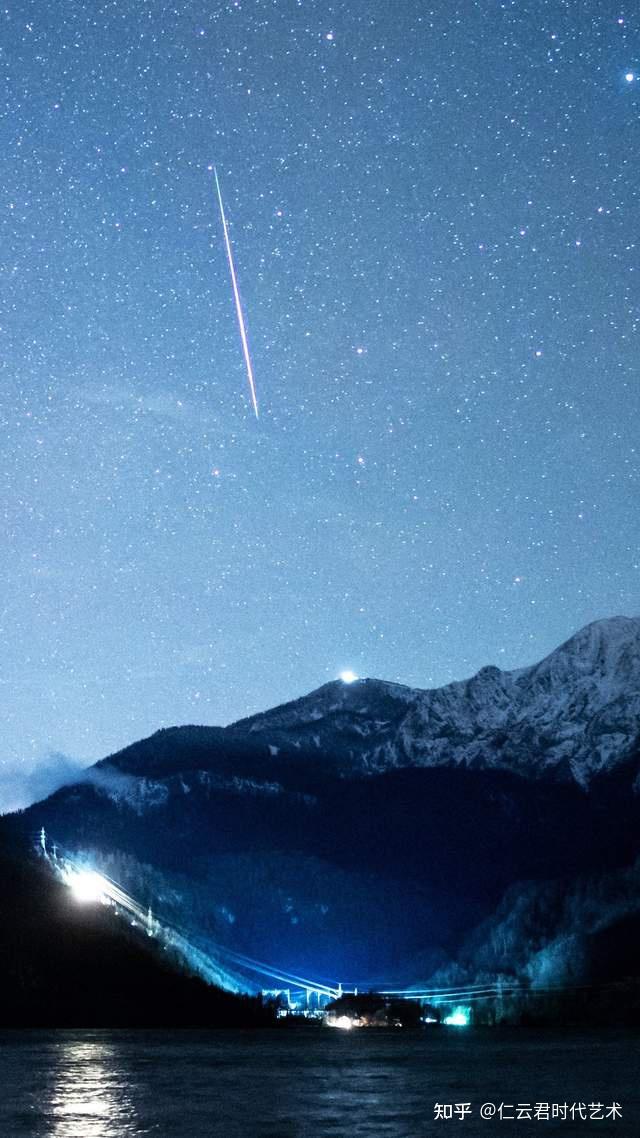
[0,1027,637,1137]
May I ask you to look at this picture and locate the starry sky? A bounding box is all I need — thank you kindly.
[2,0,639,774]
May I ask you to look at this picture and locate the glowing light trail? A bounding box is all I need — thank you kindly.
[212,166,259,419]
[44,834,594,1009]
[380,983,521,997]
[55,851,244,991]
[222,945,338,997]
[378,983,588,1002]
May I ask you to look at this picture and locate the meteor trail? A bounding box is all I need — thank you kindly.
[212,166,259,419]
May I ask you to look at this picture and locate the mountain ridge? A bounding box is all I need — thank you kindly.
[94,615,640,789]
[3,615,638,999]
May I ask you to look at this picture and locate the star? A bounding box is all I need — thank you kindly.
[1,0,637,778]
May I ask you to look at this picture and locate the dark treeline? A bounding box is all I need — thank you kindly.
[464,978,640,1028]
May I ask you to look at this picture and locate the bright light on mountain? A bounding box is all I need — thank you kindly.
[339,670,358,684]
[66,869,108,904]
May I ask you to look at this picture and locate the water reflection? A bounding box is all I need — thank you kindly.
[46,1039,138,1137]
[0,1028,633,1138]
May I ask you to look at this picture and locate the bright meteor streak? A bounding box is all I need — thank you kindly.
[212,166,259,419]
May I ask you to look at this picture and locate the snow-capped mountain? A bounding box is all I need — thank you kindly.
[4,616,638,996]
[234,616,640,786]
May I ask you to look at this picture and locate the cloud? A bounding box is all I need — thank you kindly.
[79,383,190,421]
[76,383,221,428]
[0,752,88,815]
[0,753,138,815]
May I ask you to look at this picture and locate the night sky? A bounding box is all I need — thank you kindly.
[2,0,639,772]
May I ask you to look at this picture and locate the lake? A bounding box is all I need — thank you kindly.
[0,1027,637,1136]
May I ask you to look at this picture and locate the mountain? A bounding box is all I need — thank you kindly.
[0,833,270,1027]
[1,615,639,1010]
[232,616,640,787]
[72,615,640,795]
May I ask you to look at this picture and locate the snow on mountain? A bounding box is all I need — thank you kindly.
[95,774,170,815]
[232,617,640,785]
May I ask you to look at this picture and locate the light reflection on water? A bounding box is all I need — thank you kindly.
[46,1040,138,1137]
[0,1028,637,1137]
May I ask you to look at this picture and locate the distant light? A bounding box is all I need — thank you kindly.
[625,72,635,82]
[339,670,358,684]
[334,1015,354,1030]
[66,869,108,904]
[443,1007,470,1027]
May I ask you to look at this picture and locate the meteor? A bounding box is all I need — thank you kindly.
[212,166,259,419]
